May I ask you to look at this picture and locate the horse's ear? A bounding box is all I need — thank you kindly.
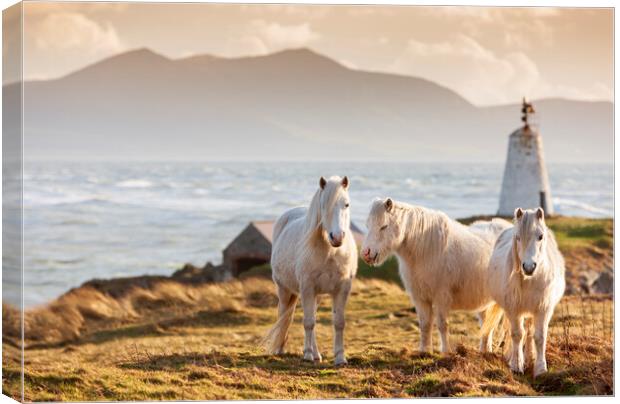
[536,207,545,221]
[341,176,349,189]
[514,208,524,220]
[319,176,327,190]
[385,198,393,212]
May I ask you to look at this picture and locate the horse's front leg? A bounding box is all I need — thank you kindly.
[311,296,322,362]
[507,314,525,373]
[332,282,351,366]
[434,305,451,353]
[533,310,552,377]
[524,317,535,367]
[414,299,434,353]
[301,286,321,362]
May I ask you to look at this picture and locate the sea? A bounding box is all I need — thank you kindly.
[12,161,614,307]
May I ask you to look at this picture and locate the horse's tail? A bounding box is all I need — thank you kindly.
[262,294,298,354]
[489,218,513,238]
[480,303,506,349]
[469,218,512,246]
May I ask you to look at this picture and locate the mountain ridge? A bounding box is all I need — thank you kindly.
[4,47,612,163]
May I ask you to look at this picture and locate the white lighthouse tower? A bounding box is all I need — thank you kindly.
[498,98,554,216]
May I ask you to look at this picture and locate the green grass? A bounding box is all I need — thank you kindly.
[406,374,442,395]
[545,217,613,251]
[458,215,613,252]
[356,256,402,286]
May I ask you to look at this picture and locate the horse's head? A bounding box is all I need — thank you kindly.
[513,207,547,276]
[317,176,351,248]
[361,198,402,266]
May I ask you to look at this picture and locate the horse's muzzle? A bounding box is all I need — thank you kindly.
[329,232,344,247]
[522,262,537,276]
[362,248,379,265]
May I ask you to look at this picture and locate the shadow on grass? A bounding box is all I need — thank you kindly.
[27,309,254,350]
[89,309,252,344]
[118,344,496,376]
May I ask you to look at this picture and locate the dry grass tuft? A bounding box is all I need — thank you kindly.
[5,276,275,347]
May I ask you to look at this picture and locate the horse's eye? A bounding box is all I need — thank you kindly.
[380,225,388,231]
[538,234,543,241]
[344,203,350,208]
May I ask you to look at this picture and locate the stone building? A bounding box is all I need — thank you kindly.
[498,98,554,216]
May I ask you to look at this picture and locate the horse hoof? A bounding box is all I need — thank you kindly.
[334,357,348,366]
[314,354,323,363]
[510,361,523,374]
[304,352,315,362]
[533,364,548,378]
[510,363,524,374]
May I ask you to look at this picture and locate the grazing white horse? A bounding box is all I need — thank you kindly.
[361,198,510,353]
[265,176,357,365]
[482,208,565,377]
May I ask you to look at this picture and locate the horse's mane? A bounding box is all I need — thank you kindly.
[389,201,451,261]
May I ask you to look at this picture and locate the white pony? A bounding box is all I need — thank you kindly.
[265,176,358,365]
[362,198,511,353]
[482,208,565,377]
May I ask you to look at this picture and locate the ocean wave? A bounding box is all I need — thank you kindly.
[116,179,154,188]
[553,197,612,217]
[404,178,420,188]
[24,193,103,207]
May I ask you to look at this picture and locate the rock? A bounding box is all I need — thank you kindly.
[592,271,613,295]
[172,262,218,283]
[578,270,599,294]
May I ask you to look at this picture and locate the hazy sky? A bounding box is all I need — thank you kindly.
[18,2,614,106]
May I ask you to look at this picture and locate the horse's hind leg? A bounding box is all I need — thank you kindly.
[478,309,494,353]
[332,282,351,365]
[301,286,321,362]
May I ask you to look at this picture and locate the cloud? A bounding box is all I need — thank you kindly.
[239,4,330,19]
[23,11,126,80]
[547,82,613,102]
[423,7,557,49]
[24,2,129,18]
[389,35,542,105]
[32,12,123,55]
[389,34,610,105]
[228,19,321,56]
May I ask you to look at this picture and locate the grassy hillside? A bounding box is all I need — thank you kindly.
[2,280,613,400]
[2,217,613,400]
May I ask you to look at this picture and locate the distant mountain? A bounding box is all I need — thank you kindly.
[4,47,612,163]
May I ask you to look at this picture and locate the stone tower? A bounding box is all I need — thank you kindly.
[498,98,554,216]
